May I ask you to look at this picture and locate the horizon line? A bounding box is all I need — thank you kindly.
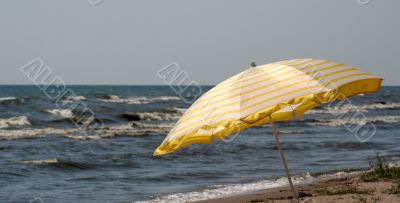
[0,84,398,87]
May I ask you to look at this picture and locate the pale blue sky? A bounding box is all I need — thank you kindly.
[0,1,399,85]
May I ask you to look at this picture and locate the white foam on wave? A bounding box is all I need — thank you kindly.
[388,160,400,168]
[309,116,400,127]
[135,177,293,203]
[279,130,305,134]
[0,129,45,140]
[61,121,172,140]
[130,121,173,130]
[136,170,362,203]
[306,108,332,114]
[356,102,400,110]
[123,107,186,121]
[0,96,24,104]
[61,95,86,103]
[45,109,74,118]
[100,95,145,105]
[131,112,181,121]
[165,107,187,114]
[306,102,400,115]
[0,128,79,140]
[101,95,181,105]
[0,120,170,140]
[97,122,172,138]
[338,103,400,112]
[63,135,102,140]
[0,97,17,101]
[306,106,367,114]
[154,96,181,101]
[0,116,31,128]
[17,159,59,165]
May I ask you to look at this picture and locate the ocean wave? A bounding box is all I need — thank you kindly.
[0,96,24,104]
[0,116,31,129]
[17,159,59,164]
[357,102,400,110]
[130,121,172,130]
[278,130,306,134]
[44,108,105,125]
[100,95,181,105]
[0,120,170,140]
[0,128,79,140]
[45,109,74,118]
[63,135,102,140]
[98,122,171,138]
[306,102,400,115]
[95,94,120,99]
[61,95,86,103]
[0,129,45,140]
[136,177,296,203]
[163,107,187,114]
[63,121,172,140]
[0,96,16,101]
[306,106,367,114]
[339,102,400,111]
[122,111,181,121]
[15,158,92,169]
[136,170,362,203]
[109,121,172,135]
[307,116,400,127]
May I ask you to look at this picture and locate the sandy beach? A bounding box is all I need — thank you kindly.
[195,167,400,203]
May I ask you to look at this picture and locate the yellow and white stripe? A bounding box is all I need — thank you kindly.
[154,58,382,156]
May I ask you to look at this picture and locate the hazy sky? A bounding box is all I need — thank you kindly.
[1,1,399,85]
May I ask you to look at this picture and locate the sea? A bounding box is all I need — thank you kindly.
[1,85,400,203]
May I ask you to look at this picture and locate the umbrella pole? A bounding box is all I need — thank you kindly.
[269,116,298,202]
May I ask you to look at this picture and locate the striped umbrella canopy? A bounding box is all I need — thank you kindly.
[154,58,382,156]
[154,58,382,201]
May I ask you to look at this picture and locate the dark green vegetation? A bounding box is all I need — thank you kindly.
[361,153,400,182]
[361,153,400,195]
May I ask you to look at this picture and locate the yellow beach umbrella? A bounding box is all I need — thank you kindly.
[154,58,382,200]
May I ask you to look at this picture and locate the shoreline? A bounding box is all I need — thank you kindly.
[192,168,400,203]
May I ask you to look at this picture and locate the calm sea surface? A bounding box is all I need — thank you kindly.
[1,85,400,203]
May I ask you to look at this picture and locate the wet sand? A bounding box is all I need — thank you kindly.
[194,171,400,203]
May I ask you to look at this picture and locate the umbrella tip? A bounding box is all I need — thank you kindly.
[250,62,257,67]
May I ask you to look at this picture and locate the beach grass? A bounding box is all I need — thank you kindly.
[316,184,371,196]
[361,153,400,182]
[360,153,400,197]
[388,181,400,195]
